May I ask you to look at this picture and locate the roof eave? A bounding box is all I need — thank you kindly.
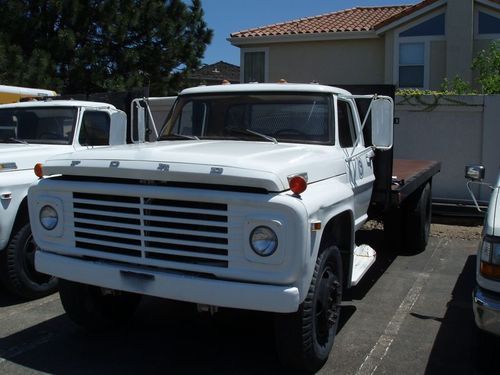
[375,0,446,35]
[476,0,500,10]
[228,30,379,46]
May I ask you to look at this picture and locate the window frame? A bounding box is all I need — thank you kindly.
[240,47,269,83]
[78,109,111,147]
[393,10,446,89]
[475,5,500,40]
[335,97,362,149]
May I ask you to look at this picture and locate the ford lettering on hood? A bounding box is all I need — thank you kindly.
[43,140,347,192]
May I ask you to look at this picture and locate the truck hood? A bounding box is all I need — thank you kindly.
[44,140,346,192]
[0,143,73,171]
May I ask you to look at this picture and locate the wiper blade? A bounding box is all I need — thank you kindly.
[226,128,277,144]
[8,138,28,144]
[158,133,199,141]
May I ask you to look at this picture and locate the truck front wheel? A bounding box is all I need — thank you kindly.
[59,279,141,331]
[274,246,343,372]
[0,223,58,299]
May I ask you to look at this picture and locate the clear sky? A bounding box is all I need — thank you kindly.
[201,0,415,66]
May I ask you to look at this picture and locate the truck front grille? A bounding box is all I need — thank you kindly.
[72,192,229,268]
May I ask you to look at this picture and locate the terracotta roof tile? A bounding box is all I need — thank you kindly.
[231,5,413,38]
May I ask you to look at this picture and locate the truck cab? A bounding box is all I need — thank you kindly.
[29,83,437,372]
[0,100,127,298]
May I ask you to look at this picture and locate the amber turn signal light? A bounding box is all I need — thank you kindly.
[34,163,44,178]
[480,261,500,279]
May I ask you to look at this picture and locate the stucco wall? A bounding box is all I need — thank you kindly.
[429,41,447,90]
[263,38,385,84]
[394,95,500,204]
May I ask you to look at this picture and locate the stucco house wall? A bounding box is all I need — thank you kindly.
[261,39,385,84]
[230,0,500,91]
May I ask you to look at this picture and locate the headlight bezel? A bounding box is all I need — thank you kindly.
[39,205,59,231]
[249,225,278,257]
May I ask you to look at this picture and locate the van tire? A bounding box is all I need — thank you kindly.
[0,223,58,299]
[59,279,141,331]
[274,246,342,372]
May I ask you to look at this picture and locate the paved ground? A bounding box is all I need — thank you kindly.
[0,223,499,374]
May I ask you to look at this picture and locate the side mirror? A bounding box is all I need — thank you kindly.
[465,165,485,181]
[371,97,393,150]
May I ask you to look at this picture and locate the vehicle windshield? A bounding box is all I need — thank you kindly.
[160,92,333,145]
[0,107,78,145]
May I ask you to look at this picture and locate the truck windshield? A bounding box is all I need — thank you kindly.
[0,107,77,145]
[160,93,333,145]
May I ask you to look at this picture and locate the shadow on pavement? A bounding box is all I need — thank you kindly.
[423,255,500,375]
[0,298,291,374]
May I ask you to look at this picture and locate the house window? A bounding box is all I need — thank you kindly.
[399,43,425,88]
[243,51,266,83]
[399,13,445,37]
[478,11,500,35]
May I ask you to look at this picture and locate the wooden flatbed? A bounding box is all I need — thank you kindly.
[391,159,441,206]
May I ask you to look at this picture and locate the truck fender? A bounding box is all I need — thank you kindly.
[0,171,34,251]
[296,177,356,301]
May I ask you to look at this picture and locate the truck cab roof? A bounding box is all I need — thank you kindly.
[180,83,352,97]
[0,100,117,110]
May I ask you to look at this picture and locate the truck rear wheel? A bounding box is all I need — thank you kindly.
[274,246,342,372]
[59,279,141,331]
[403,182,432,252]
[0,223,58,299]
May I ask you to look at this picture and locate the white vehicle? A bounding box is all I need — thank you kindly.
[29,83,439,372]
[0,100,128,298]
[467,165,500,337]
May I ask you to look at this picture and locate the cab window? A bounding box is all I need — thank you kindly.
[338,100,358,148]
[79,111,110,146]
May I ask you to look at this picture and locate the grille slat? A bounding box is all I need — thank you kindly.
[74,217,229,237]
[72,191,230,269]
[74,208,142,221]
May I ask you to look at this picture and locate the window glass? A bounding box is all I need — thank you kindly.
[79,111,110,146]
[338,100,357,148]
[171,101,208,136]
[400,43,425,65]
[244,51,265,83]
[399,42,425,88]
[399,14,445,37]
[400,66,425,88]
[0,107,77,145]
[162,93,333,145]
[478,11,500,34]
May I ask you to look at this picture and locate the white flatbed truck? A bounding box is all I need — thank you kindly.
[29,83,440,372]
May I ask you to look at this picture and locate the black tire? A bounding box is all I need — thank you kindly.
[403,182,432,252]
[0,222,58,299]
[59,279,141,331]
[274,246,342,373]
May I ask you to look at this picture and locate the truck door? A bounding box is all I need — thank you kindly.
[337,98,375,227]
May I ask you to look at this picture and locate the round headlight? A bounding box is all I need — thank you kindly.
[250,226,278,257]
[40,205,58,230]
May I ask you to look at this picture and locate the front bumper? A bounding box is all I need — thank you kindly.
[36,250,300,313]
[473,285,500,336]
